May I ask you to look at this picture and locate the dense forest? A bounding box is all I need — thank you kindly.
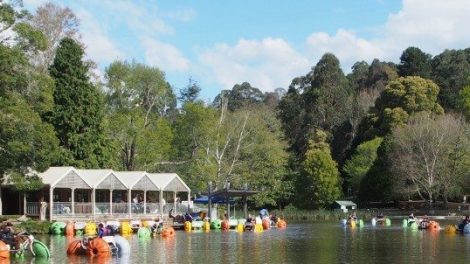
[1,2,470,209]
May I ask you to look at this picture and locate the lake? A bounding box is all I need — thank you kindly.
[9,222,470,263]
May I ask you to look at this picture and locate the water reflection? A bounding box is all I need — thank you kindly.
[21,223,470,263]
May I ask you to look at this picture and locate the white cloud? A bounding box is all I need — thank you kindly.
[199,38,309,91]
[141,36,190,72]
[75,9,123,64]
[200,0,470,91]
[305,0,470,71]
[165,8,197,22]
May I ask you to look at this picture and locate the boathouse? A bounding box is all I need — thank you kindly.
[0,167,191,221]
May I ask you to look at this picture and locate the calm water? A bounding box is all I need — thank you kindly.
[8,222,470,263]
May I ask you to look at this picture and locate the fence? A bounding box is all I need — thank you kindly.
[26,202,40,216]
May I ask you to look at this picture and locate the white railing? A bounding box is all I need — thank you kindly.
[112,203,128,214]
[52,202,72,215]
[174,203,191,215]
[95,203,110,214]
[75,202,92,214]
[145,203,160,214]
[26,202,40,216]
[131,203,145,214]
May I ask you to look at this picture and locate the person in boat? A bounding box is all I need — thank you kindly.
[458,215,469,230]
[97,223,105,238]
[376,212,385,223]
[419,215,430,229]
[184,212,193,222]
[270,213,278,224]
[408,213,416,223]
[245,214,254,231]
[151,217,164,233]
[259,209,269,220]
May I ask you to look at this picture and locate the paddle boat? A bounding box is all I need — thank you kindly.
[0,232,50,259]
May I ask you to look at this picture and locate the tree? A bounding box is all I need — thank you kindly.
[213,82,265,111]
[49,38,110,168]
[348,61,369,91]
[431,49,470,109]
[298,130,341,209]
[373,76,443,135]
[32,2,80,72]
[178,77,200,104]
[390,113,470,205]
[0,93,59,189]
[398,47,432,78]
[104,60,175,171]
[457,81,470,120]
[0,2,47,52]
[343,137,383,197]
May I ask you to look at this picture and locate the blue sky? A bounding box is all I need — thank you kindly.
[24,0,470,101]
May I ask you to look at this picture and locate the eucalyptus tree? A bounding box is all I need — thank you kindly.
[104,61,176,171]
[391,113,470,205]
[31,2,80,73]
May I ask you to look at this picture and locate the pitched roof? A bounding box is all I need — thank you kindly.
[113,171,147,189]
[76,169,113,188]
[39,166,75,186]
[335,200,357,207]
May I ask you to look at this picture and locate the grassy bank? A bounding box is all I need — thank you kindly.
[267,208,379,222]
[17,220,51,234]
[0,216,51,234]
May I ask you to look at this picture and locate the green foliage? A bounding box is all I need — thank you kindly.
[0,93,59,188]
[0,44,28,96]
[343,137,383,197]
[373,76,443,135]
[213,82,264,111]
[18,220,51,234]
[298,130,341,209]
[104,60,175,171]
[431,49,470,109]
[49,38,110,168]
[457,82,470,120]
[398,47,432,78]
[178,78,201,104]
[358,136,394,202]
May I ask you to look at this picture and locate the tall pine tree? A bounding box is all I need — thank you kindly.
[49,38,110,168]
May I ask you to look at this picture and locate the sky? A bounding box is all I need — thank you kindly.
[23,0,470,101]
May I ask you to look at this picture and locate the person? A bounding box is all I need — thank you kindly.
[40,198,48,221]
[350,212,358,221]
[270,213,278,225]
[97,223,105,238]
[409,213,415,220]
[184,212,193,222]
[419,215,430,229]
[151,217,164,234]
[458,215,469,230]
[169,208,175,218]
[245,214,254,231]
[0,222,14,239]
